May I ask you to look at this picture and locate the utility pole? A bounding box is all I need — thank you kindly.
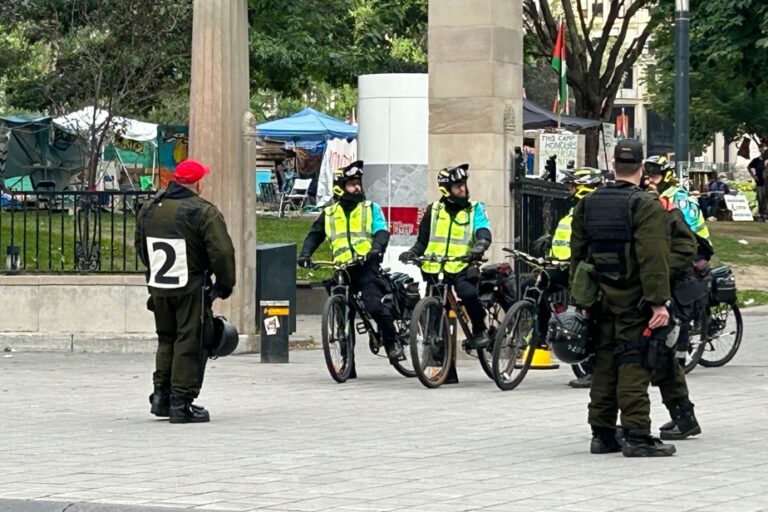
[674,0,690,184]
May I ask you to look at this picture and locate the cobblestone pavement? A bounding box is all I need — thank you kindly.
[2,309,768,512]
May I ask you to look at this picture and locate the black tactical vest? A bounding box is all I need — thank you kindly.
[584,184,643,285]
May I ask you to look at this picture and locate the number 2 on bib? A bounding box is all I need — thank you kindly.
[147,237,188,289]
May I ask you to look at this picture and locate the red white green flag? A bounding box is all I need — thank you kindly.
[551,20,568,114]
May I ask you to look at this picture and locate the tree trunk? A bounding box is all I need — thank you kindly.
[584,127,600,167]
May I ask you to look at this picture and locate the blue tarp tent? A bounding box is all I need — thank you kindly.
[257,108,357,142]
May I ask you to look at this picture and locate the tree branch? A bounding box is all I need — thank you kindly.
[601,0,651,87]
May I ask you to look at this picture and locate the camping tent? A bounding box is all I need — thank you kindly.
[53,107,159,189]
[257,108,357,142]
[53,106,157,142]
[0,115,88,190]
[523,99,601,131]
[258,108,358,207]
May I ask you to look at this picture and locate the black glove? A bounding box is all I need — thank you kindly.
[469,239,491,261]
[532,234,552,257]
[366,248,383,263]
[214,284,232,300]
[146,296,155,312]
[399,250,416,264]
[298,255,314,268]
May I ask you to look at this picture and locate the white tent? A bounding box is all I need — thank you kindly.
[52,106,157,142]
[52,106,159,190]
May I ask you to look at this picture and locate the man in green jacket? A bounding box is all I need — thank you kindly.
[135,159,236,424]
[570,140,676,457]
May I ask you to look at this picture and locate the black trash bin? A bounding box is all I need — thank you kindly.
[256,243,296,363]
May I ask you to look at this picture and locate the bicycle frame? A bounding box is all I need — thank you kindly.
[315,260,381,345]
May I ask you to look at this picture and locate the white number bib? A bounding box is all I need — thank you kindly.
[147,237,188,289]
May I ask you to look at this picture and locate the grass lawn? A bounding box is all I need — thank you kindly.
[709,222,768,267]
[0,209,140,272]
[709,221,768,306]
[256,215,332,281]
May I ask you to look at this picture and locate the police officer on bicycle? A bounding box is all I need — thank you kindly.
[399,164,493,349]
[135,159,236,424]
[298,161,402,361]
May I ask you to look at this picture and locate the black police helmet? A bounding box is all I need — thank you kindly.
[546,309,592,364]
[210,316,239,359]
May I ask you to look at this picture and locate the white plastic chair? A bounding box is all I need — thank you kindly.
[278,178,312,217]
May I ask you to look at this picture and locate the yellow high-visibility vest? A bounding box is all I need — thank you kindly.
[324,201,373,263]
[422,201,476,274]
[549,210,573,262]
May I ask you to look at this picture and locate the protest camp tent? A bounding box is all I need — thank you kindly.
[0,115,87,190]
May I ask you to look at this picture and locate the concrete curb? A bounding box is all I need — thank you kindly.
[0,499,189,512]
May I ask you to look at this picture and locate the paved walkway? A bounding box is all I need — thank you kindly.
[2,309,768,512]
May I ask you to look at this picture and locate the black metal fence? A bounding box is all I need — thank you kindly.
[512,169,571,279]
[0,190,152,274]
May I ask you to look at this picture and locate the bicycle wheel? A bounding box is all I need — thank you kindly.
[682,319,706,375]
[698,303,743,367]
[571,363,588,378]
[409,296,454,389]
[492,301,537,391]
[321,294,355,383]
[390,322,417,378]
[477,307,501,381]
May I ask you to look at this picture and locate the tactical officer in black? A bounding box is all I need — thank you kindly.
[570,140,676,457]
[135,159,236,424]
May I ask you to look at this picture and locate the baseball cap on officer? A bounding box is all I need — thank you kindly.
[175,159,211,185]
[614,139,644,164]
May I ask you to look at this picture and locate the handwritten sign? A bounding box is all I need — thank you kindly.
[538,133,579,174]
[724,194,754,222]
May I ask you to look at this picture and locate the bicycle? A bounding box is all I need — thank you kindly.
[314,259,417,383]
[491,248,569,391]
[680,265,743,373]
[406,255,505,389]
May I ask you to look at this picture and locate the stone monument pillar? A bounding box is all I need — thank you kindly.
[189,0,256,343]
[428,0,524,260]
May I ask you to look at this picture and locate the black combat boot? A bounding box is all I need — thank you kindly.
[468,329,490,350]
[169,395,210,424]
[660,401,701,440]
[568,375,592,388]
[622,429,676,457]
[590,426,623,454]
[385,341,405,363]
[148,386,170,417]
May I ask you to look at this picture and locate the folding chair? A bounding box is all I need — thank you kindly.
[278,178,312,218]
[255,169,278,212]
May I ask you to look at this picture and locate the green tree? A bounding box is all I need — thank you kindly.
[0,0,192,186]
[646,0,768,151]
[248,0,427,120]
[524,0,669,165]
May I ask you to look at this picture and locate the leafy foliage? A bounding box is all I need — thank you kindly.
[646,0,768,150]
[524,0,670,165]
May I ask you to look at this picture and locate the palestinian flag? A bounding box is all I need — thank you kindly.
[551,20,568,114]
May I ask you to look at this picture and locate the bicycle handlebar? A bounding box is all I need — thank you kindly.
[502,247,568,270]
[310,258,365,270]
[404,255,487,266]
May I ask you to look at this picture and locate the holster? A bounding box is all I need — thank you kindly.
[571,261,599,308]
[614,325,674,372]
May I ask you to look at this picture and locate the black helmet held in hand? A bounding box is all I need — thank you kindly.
[210,316,239,359]
[546,309,593,364]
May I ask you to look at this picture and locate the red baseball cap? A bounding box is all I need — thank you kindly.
[175,159,211,184]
